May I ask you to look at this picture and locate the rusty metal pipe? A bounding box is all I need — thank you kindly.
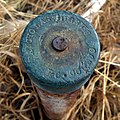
[36,87,79,120]
[20,10,100,120]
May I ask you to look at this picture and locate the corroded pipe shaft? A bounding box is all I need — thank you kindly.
[36,87,79,120]
[20,10,100,120]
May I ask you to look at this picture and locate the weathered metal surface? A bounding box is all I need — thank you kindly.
[36,86,79,120]
[20,10,100,120]
[52,36,68,51]
[20,10,100,94]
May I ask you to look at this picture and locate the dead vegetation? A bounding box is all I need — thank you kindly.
[0,0,120,120]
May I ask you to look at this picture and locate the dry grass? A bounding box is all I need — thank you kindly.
[0,0,120,120]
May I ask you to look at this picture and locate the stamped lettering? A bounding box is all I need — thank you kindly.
[20,10,99,87]
[48,68,55,77]
[26,33,33,43]
[42,15,51,23]
[69,17,75,24]
[34,23,41,30]
[80,47,96,74]
[89,47,96,53]
[39,35,44,45]
[29,29,35,34]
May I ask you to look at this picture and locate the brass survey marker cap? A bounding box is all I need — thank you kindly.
[20,10,100,94]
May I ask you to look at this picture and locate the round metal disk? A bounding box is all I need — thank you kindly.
[20,10,100,94]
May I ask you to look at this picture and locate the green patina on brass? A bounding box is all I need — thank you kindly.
[20,10,100,94]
